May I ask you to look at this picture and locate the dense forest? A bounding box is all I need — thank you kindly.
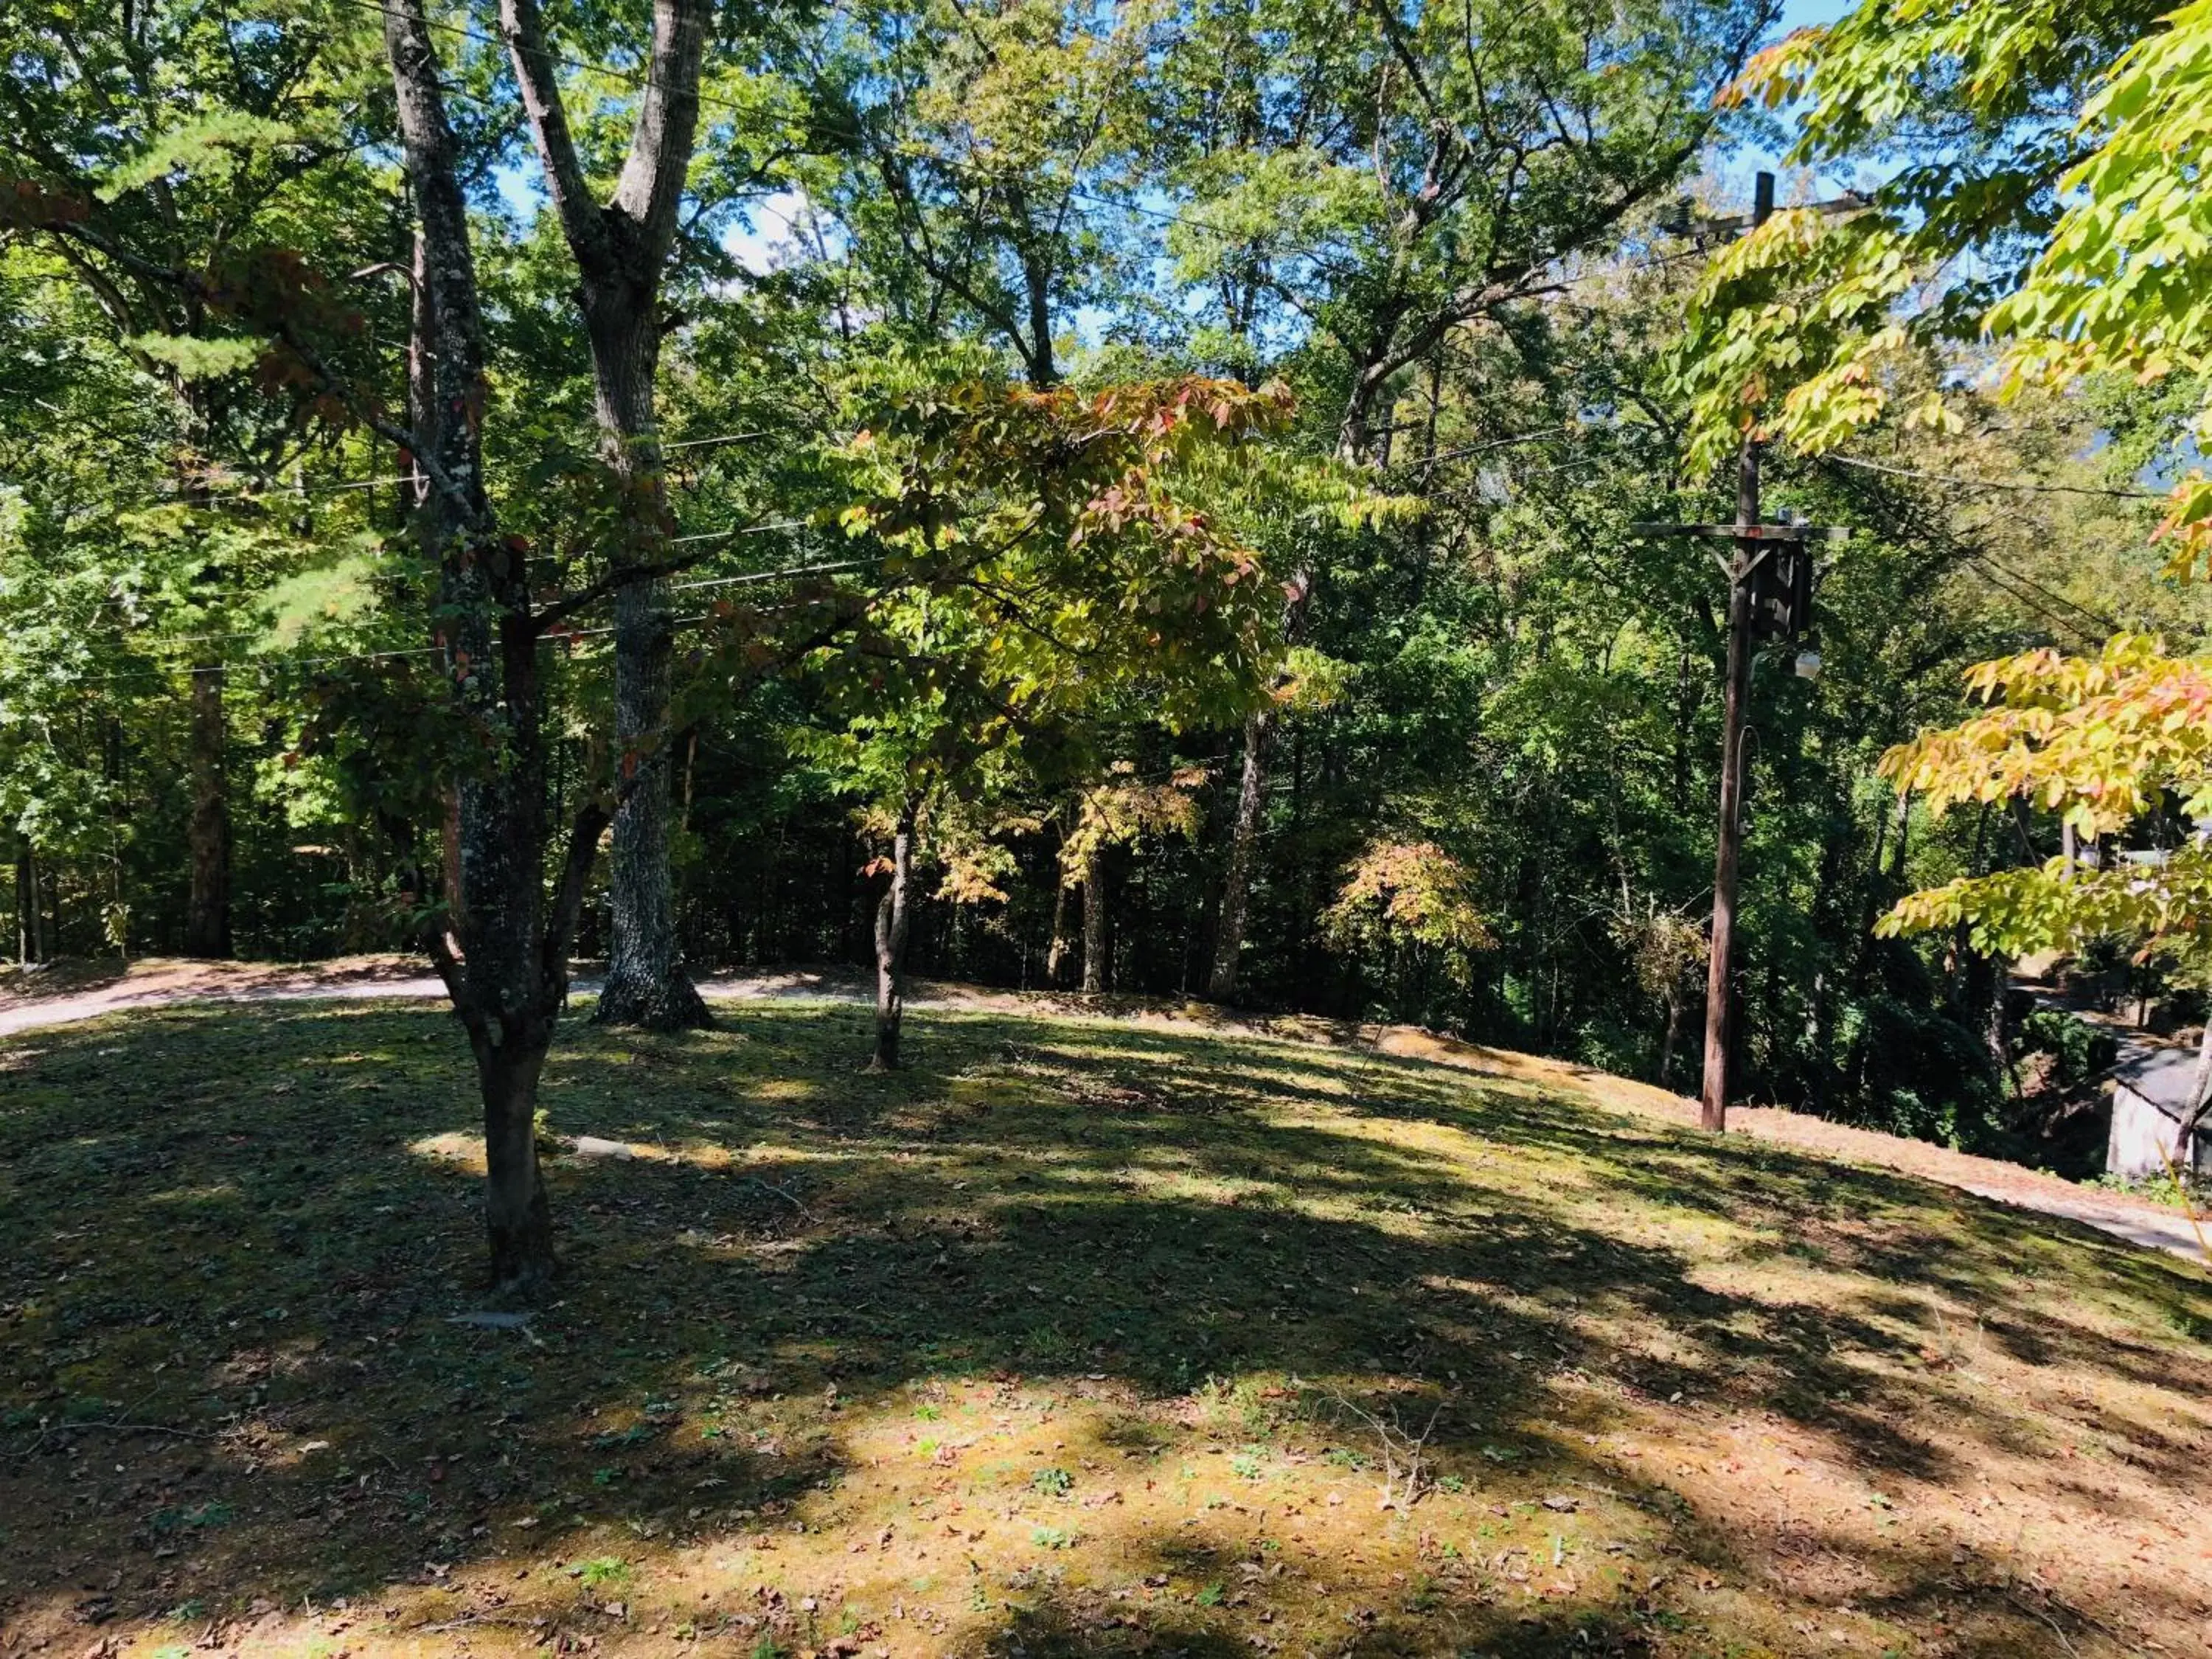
[4,0,2210,1192]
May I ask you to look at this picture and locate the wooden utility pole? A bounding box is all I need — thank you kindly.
[1708,167,1770,1132]
[1635,171,1850,1131]
[1705,404,1764,1129]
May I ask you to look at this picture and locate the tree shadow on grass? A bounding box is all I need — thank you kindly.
[0,1000,2205,1657]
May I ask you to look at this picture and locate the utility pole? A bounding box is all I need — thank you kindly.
[1705,400,1763,1130]
[1635,170,1848,1131]
[1707,172,1773,1133]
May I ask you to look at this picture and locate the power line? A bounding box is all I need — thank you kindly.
[673,555,877,591]
[1826,451,2165,501]
[1820,451,2137,632]
[35,552,880,688]
[1960,553,2103,639]
[1385,428,1571,471]
[145,428,773,510]
[1962,547,2126,636]
[669,515,813,546]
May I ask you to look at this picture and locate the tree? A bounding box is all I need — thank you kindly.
[819,0,1150,390]
[499,0,718,1030]
[1152,0,1781,997]
[1062,763,1208,993]
[810,370,1293,1050]
[1320,838,1492,1009]
[0,0,389,954]
[796,705,1010,1071]
[1878,637,2212,1164]
[372,0,630,1293]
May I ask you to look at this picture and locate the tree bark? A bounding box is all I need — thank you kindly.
[1206,708,1269,1001]
[479,1033,552,1289]
[871,802,916,1069]
[597,563,711,1029]
[385,0,603,1296]
[182,662,231,957]
[442,785,464,920]
[1081,842,1107,994]
[501,0,713,1032]
[1659,987,1684,1089]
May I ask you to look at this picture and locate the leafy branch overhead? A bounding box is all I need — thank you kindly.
[824,375,1295,732]
[1879,636,2212,956]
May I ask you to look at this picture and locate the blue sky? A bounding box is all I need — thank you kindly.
[1779,0,1856,27]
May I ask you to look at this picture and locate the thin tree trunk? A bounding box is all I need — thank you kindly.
[2174,1015,2212,1175]
[479,1040,552,1288]
[1081,843,1107,994]
[872,803,916,1069]
[1207,709,1269,1001]
[183,663,231,957]
[15,843,32,965]
[1045,876,1071,986]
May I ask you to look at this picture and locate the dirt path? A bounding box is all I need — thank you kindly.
[4,956,2205,1267]
[0,956,921,1038]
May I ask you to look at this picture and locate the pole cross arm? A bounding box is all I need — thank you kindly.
[1629,523,1851,542]
[1658,192,1871,242]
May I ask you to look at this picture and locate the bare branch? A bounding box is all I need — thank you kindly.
[496,0,614,272]
[540,795,613,995]
[532,544,721,634]
[609,0,712,268]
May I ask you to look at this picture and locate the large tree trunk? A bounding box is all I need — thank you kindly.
[585,306,708,1029]
[183,662,231,956]
[596,568,709,1028]
[1206,709,1269,1001]
[1081,843,1107,994]
[502,0,712,1032]
[872,804,916,1069]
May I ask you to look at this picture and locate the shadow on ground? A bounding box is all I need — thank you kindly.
[1,1000,2208,1657]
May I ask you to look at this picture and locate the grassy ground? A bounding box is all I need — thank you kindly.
[1,999,2208,1659]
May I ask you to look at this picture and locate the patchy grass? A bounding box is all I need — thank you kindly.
[1,998,2209,1659]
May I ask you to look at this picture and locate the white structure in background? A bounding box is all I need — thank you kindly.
[2108,1041,2212,1180]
